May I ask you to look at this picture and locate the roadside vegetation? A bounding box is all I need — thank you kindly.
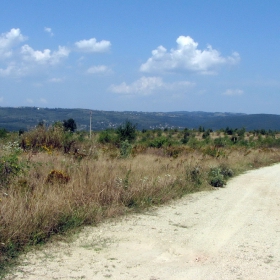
[1,120,280,274]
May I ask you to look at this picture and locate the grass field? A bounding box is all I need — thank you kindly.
[1,124,280,275]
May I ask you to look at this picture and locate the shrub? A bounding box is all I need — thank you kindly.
[45,170,70,184]
[182,129,190,144]
[149,136,168,148]
[214,137,227,147]
[188,166,202,185]
[0,128,8,138]
[0,148,27,188]
[63,118,77,132]
[187,137,201,149]
[19,125,77,154]
[208,167,226,187]
[116,120,137,143]
[202,130,211,139]
[220,165,234,178]
[98,129,116,144]
[120,140,132,158]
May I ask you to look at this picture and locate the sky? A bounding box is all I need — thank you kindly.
[0,0,280,114]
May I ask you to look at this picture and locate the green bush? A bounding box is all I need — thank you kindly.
[0,147,27,188]
[0,128,8,139]
[220,165,234,178]
[214,137,229,147]
[19,125,77,154]
[187,137,201,149]
[98,129,116,144]
[181,129,190,144]
[208,167,227,187]
[63,118,77,132]
[116,120,137,142]
[149,136,168,148]
[120,140,132,158]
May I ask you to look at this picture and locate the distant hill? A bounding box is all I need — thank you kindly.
[0,106,280,131]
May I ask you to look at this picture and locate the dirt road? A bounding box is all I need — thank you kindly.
[5,164,280,279]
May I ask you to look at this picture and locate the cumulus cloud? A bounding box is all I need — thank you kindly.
[75,38,111,53]
[0,28,27,58]
[44,27,54,37]
[0,62,27,77]
[222,89,244,96]
[0,28,112,78]
[21,45,70,65]
[109,76,193,95]
[87,65,111,74]
[140,36,240,74]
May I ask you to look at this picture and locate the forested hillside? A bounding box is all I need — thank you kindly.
[1,107,280,131]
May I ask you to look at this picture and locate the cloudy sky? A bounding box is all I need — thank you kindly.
[0,1,280,114]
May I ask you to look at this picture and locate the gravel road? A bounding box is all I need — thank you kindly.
[5,164,280,280]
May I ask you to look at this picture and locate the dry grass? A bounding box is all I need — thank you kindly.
[1,140,280,273]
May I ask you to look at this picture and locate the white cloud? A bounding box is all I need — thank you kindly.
[222,89,244,96]
[87,65,111,74]
[21,45,70,65]
[109,76,193,95]
[39,98,47,103]
[26,98,34,104]
[44,27,54,36]
[0,28,27,58]
[75,38,111,53]
[140,36,240,74]
[0,65,14,76]
[0,29,112,78]
[49,77,63,83]
[0,62,27,77]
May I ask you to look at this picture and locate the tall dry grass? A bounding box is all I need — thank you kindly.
[1,143,280,272]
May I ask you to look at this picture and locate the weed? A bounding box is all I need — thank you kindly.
[188,166,202,186]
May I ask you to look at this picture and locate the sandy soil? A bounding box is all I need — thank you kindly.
[5,164,280,280]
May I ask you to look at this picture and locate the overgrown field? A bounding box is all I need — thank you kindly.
[1,123,280,274]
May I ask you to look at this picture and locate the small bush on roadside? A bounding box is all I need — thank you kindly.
[208,167,227,187]
[220,165,234,179]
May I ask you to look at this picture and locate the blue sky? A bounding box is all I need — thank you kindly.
[0,1,280,114]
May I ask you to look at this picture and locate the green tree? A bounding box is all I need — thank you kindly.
[116,120,137,142]
[63,118,77,132]
[0,128,8,138]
